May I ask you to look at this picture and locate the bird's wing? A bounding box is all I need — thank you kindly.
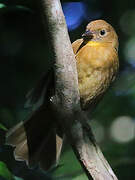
[72,38,84,54]
[6,69,63,171]
[24,69,54,111]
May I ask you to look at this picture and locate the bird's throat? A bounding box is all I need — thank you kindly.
[87,41,101,47]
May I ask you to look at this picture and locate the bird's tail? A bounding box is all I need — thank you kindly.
[6,105,63,171]
[6,70,63,171]
[6,120,29,163]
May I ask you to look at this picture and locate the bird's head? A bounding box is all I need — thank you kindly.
[82,20,118,51]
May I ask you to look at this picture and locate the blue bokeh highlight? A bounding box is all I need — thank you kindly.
[62,2,84,31]
[62,2,102,31]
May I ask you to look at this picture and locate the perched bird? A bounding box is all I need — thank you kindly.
[6,20,119,171]
[72,19,119,110]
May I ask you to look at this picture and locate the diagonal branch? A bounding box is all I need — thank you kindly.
[40,0,118,179]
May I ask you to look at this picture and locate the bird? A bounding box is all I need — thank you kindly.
[6,19,119,171]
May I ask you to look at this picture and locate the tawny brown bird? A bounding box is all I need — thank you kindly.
[6,20,119,171]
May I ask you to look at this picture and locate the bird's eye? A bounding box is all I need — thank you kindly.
[99,29,106,36]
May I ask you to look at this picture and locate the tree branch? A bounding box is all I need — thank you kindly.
[41,0,118,179]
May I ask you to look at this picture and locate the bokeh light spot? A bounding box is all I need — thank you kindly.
[110,116,135,143]
[62,2,84,31]
[120,10,135,35]
[124,37,135,66]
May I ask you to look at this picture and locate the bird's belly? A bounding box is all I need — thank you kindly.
[75,45,118,110]
[77,63,110,110]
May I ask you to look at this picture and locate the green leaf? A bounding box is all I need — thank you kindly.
[0,161,13,180]
[0,3,6,9]
[15,5,33,13]
[0,123,7,131]
[14,176,23,180]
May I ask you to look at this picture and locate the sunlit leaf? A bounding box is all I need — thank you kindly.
[14,176,23,180]
[0,123,7,131]
[15,5,33,13]
[0,3,6,9]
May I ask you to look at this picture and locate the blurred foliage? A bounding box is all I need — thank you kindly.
[0,0,134,180]
[0,161,13,180]
[0,123,7,131]
[0,161,23,180]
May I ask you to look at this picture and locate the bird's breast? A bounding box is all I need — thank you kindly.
[75,43,118,110]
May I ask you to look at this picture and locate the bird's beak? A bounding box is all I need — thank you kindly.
[82,30,93,41]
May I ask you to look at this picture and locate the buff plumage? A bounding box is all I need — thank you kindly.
[72,19,119,110]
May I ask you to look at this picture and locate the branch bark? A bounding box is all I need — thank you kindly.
[41,0,118,179]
